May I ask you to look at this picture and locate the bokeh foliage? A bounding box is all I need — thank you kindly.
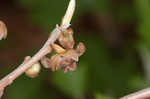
[1,0,150,99]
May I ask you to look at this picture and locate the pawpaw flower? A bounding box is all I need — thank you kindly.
[50,42,85,72]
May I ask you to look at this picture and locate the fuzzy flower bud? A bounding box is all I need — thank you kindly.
[0,21,7,40]
[24,56,41,78]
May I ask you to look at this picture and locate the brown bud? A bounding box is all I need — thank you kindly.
[76,42,86,56]
[58,28,74,49]
[25,63,41,78]
[24,56,41,78]
[51,44,66,53]
[0,21,7,40]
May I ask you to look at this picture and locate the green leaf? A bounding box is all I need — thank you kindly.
[51,62,89,99]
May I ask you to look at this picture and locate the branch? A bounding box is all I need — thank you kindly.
[0,0,76,97]
[120,87,150,99]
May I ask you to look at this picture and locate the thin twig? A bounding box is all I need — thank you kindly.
[0,0,75,97]
[120,87,150,99]
[61,0,75,26]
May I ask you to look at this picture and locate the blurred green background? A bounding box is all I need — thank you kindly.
[0,0,150,99]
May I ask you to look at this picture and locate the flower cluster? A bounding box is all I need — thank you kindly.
[25,27,85,78]
[42,27,85,72]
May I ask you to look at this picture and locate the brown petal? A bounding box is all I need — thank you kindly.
[49,54,67,71]
[76,42,86,56]
[51,44,66,53]
[49,48,81,72]
[63,50,79,61]
[68,62,77,71]
[49,54,60,72]
[58,28,74,49]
